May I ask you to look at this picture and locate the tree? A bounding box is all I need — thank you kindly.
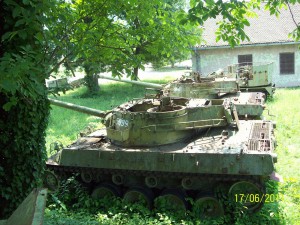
[0,0,50,217]
[106,0,201,78]
[48,0,201,88]
[45,0,140,93]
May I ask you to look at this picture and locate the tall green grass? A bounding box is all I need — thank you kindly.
[264,88,300,224]
[45,85,300,225]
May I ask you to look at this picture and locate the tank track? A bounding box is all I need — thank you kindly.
[47,164,262,183]
[46,164,267,216]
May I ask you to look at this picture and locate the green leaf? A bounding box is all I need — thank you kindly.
[0,79,18,93]
[12,7,21,18]
[243,20,250,26]
[18,30,27,39]
[22,0,30,5]
[15,19,26,27]
[3,101,16,111]
[1,31,18,41]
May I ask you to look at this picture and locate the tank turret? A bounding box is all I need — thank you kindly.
[46,96,278,217]
[222,63,275,95]
[49,97,235,147]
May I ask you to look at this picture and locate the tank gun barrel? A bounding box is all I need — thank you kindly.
[49,98,107,117]
[98,74,163,89]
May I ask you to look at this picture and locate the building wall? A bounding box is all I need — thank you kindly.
[192,44,300,87]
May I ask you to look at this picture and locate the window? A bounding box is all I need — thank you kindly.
[280,53,295,75]
[238,54,253,66]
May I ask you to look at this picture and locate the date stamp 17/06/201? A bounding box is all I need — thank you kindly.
[234,193,283,203]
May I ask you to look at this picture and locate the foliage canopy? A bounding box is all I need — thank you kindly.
[45,0,201,81]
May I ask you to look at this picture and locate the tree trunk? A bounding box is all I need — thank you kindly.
[133,67,139,80]
[171,61,175,68]
[132,45,141,80]
[83,64,100,95]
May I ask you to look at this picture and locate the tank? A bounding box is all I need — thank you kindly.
[99,63,275,97]
[45,96,277,217]
[98,74,239,99]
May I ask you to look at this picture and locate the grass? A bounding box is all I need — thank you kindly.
[263,88,300,224]
[45,83,300,225]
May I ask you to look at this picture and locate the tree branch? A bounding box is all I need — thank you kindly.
[287,2,300,28]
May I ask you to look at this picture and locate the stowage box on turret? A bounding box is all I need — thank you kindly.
[45,96,277,217]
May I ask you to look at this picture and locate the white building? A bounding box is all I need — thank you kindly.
[192,4,300,87]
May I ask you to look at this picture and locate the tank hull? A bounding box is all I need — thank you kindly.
[47,120,276,189]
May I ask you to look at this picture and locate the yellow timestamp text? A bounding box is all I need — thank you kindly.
[234,193,284,203]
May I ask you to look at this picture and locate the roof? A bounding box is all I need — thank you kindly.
[197,3,300,49]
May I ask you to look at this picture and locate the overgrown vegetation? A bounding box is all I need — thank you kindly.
[0,0,50,217]
[44,177,285,225]
[45,82,300,224]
